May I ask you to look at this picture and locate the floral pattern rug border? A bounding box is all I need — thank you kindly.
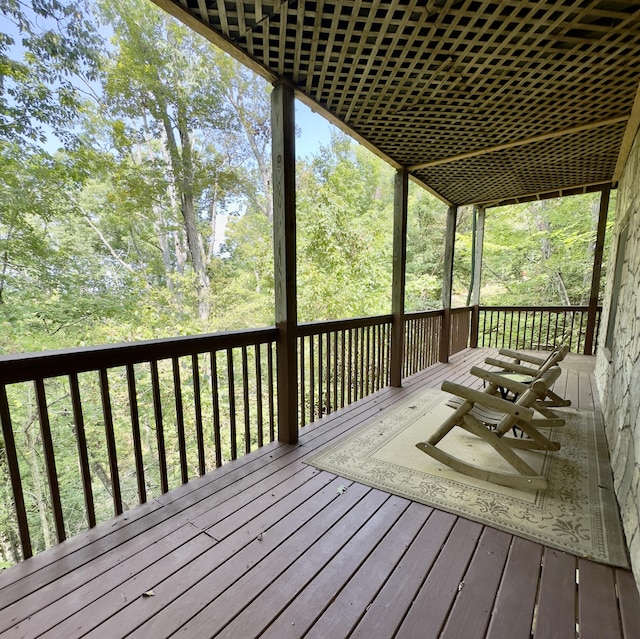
[306,388,629,568]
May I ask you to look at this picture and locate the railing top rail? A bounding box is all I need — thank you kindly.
[450,306,473,314]
[0,326,279,385]
[479,305,600,312]
[404,309,445,320]
[297,314,393,336]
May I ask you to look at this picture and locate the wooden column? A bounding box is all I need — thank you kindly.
[272,82,298,444]
[390,169,409,387]
[440,205,457,363]
[584,187,611,355]
[470,205,485,348]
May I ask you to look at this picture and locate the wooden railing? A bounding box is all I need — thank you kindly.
[403,310,443,377]
[0,328,278,564]
[0,303,600,565]
[476,306,601,353]
[450,307,472,355]
[297,316,393,425]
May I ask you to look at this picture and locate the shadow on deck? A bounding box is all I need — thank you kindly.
[0,348,639,638]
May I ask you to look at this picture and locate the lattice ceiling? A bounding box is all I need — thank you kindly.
[157,0,640,206]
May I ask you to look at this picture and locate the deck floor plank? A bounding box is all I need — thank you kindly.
[303,501,433,639]
[90,469,338,638]
[49,477,363,639]
[349,509,458,639]
[257,494,411,639]
[395,518,484,639]
[485,537,543,639]
[534,548,578,639]
[440,527,512,639]
[1,348,639,639]
[210,488,393,639]
[578,559,622,639]
[617,568,640,639]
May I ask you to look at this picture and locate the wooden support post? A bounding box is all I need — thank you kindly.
[272,82,298,444]
[584,187,610,355]
[470,205,485,348]
[390,169,408,387]
[440,205,457,362]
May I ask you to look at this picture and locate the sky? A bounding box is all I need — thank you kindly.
[295,101,335,159]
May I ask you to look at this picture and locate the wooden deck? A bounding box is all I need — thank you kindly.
[1,348,639,639]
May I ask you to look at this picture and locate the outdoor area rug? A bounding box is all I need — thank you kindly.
[306,387,629,568]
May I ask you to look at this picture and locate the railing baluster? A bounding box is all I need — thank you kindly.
[340,330,346,408]
[364,325,370,394]
[358,326,365,400]
[536,311,543,349]
[267,341,275,442]
[376,323,383,390]
[172,357,188,484]
[34,378,66,541]
[242,345,251,454]
[97,370,122,515]
[210,351,223,468]
[123,365,145,505]
[150,360,168,493]
[0,384,32,559]
[299,336,306,427]
[318,333,324,417]
[227,348,237,460]
[309,335,315,423]
[255,344,264,445]
[191,355,206,476]
[333,331,340,410]
[403,319,409,377]
[347,328,353,405]
[509,313,518,348]
[579,311,587,352]
[69,373,97,524]
[325,331,331,415]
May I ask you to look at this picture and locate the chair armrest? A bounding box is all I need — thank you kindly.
[484,357,540,376]
[470,366,531,394]
[498,348,547,366]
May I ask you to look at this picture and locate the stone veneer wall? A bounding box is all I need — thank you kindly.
[595,126,640,589]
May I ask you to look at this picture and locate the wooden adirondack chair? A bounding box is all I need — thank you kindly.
[416,366,564,491]
[483,344,571,414]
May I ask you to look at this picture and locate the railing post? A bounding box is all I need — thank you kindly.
[272,81,298,443]
[440,205,457,363]
[470,205,485,348]
[584,187,610,355]
[390,168,408,387]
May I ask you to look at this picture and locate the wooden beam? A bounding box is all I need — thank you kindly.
[409,116,628,172]
[613,82,640,184]
[584,187,610,355]
[480,181,612,209]
[440,205,457,363]
[272,82,298,444]
[470,205,485,348]
[390,169,409,387]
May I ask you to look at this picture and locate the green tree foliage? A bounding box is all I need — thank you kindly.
[0,0,101,146]
[297,133,394,321]
[481,193,615,306]
[0,0,617,568]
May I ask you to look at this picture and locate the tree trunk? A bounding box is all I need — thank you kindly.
[23,415,52,550]
[156,93,211,321]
